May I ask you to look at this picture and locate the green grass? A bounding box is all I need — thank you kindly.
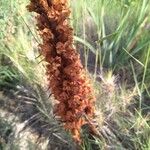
[0,0,150,149]
[71,0,150,86]
[0,0,43,88]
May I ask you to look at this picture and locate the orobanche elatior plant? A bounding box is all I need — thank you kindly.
[27,0,96,143]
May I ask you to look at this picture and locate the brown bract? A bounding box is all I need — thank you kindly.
[27,0,95,143]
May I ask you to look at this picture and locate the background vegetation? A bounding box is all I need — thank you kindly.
[0,0,150,149]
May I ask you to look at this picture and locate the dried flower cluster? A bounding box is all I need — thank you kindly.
[27,0,95,142]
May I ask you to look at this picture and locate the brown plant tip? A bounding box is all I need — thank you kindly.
[27,0,96,143]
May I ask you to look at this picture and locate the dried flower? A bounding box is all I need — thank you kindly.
[27,0,96,143]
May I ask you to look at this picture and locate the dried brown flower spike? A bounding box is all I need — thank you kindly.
[27,0,96,143]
